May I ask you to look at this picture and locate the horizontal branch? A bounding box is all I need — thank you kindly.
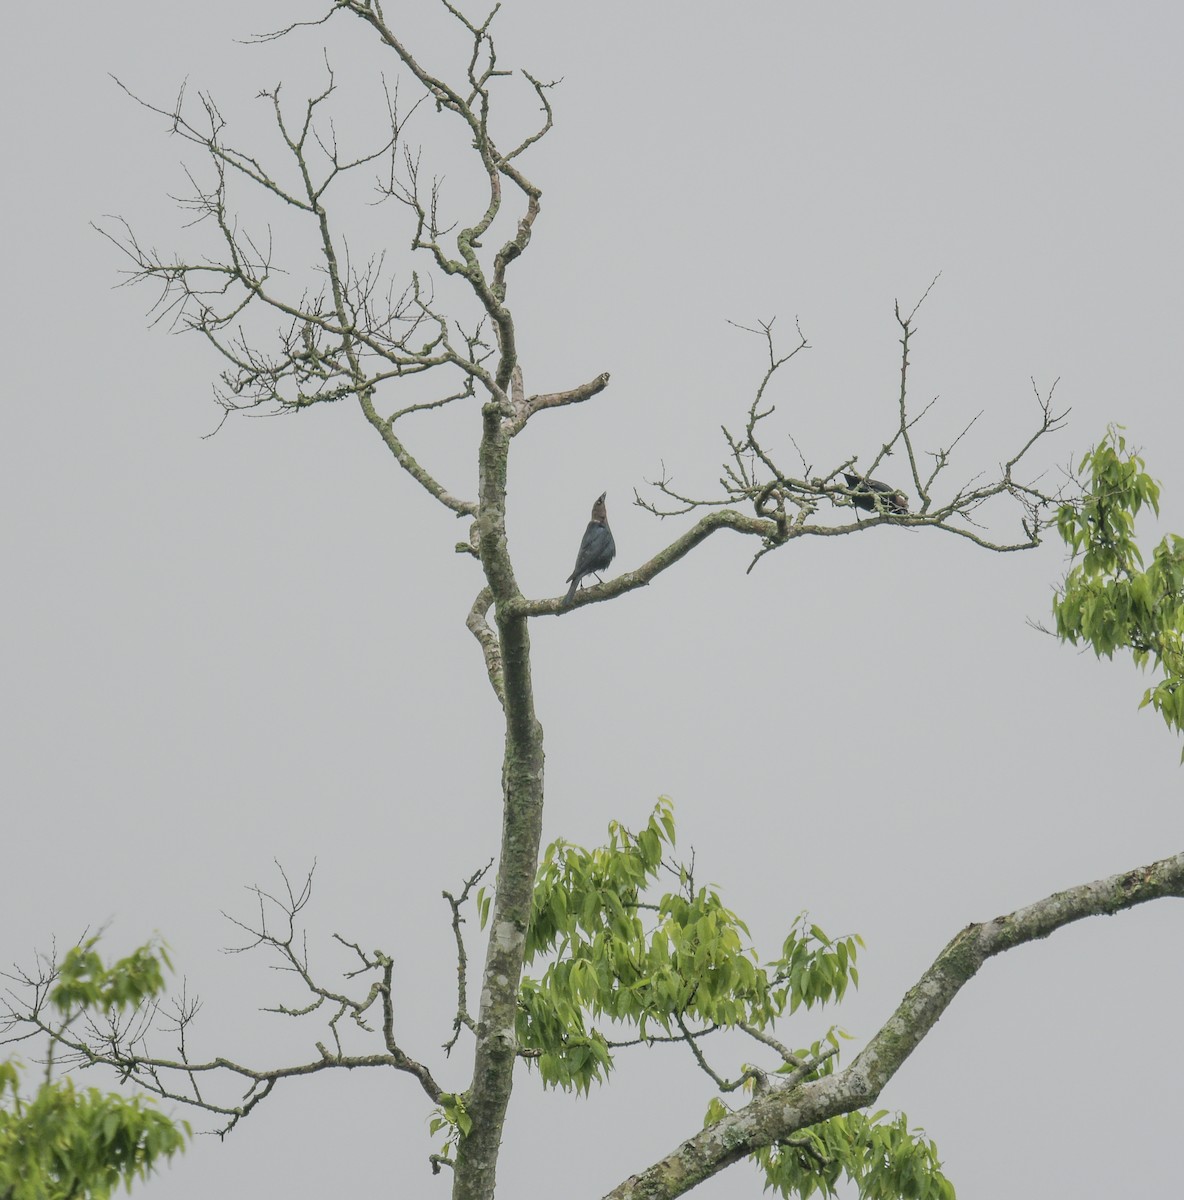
[8,1012,440,1133]
[522,498,1049,616]
[604,847,1184,1199]
[506,371,611,436]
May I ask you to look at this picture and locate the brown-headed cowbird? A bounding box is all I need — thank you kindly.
[563,492,615,606]
[842,472,909,516]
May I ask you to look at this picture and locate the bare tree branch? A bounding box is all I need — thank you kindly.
[466,586,505,705]
[0,865,447,1135]
[96,8,564,517]
[442,861,494,1055]
[594,288,1075,600]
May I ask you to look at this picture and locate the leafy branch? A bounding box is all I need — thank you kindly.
[1053,426,1184,753]
[603,837,1184,1200]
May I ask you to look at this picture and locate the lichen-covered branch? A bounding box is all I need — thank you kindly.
[466,586,506,706]
[527,484,1064,614]
[505,371,612,436]
[603,847,1184,1199]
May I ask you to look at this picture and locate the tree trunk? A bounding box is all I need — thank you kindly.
[453,411,543,1200]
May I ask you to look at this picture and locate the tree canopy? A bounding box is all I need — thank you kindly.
[4,4,1184,1200]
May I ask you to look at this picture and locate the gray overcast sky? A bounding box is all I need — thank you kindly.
[4,2,1183,1197]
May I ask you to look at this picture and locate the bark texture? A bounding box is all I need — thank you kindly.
[603,851,1184,1199]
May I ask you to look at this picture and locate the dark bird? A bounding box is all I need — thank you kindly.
[563,492,616,606]
[842,472,909,516]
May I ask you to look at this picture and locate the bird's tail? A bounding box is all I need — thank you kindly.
[562,577,579,606]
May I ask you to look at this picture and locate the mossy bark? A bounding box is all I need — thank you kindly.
[452,407,543,1200]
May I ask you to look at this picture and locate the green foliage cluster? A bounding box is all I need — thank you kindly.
[498,800,862,1095]
[482,802,951,1197]
[1054,427,1184,750]
[0,939,188,1200]
[51,940,171,1015]
[428,1092,472,1161]
[0,1068,188,1200]
[704,1101,952,1200]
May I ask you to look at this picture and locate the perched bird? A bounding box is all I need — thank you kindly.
[563,492,616,605]
[842,472,909,516]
